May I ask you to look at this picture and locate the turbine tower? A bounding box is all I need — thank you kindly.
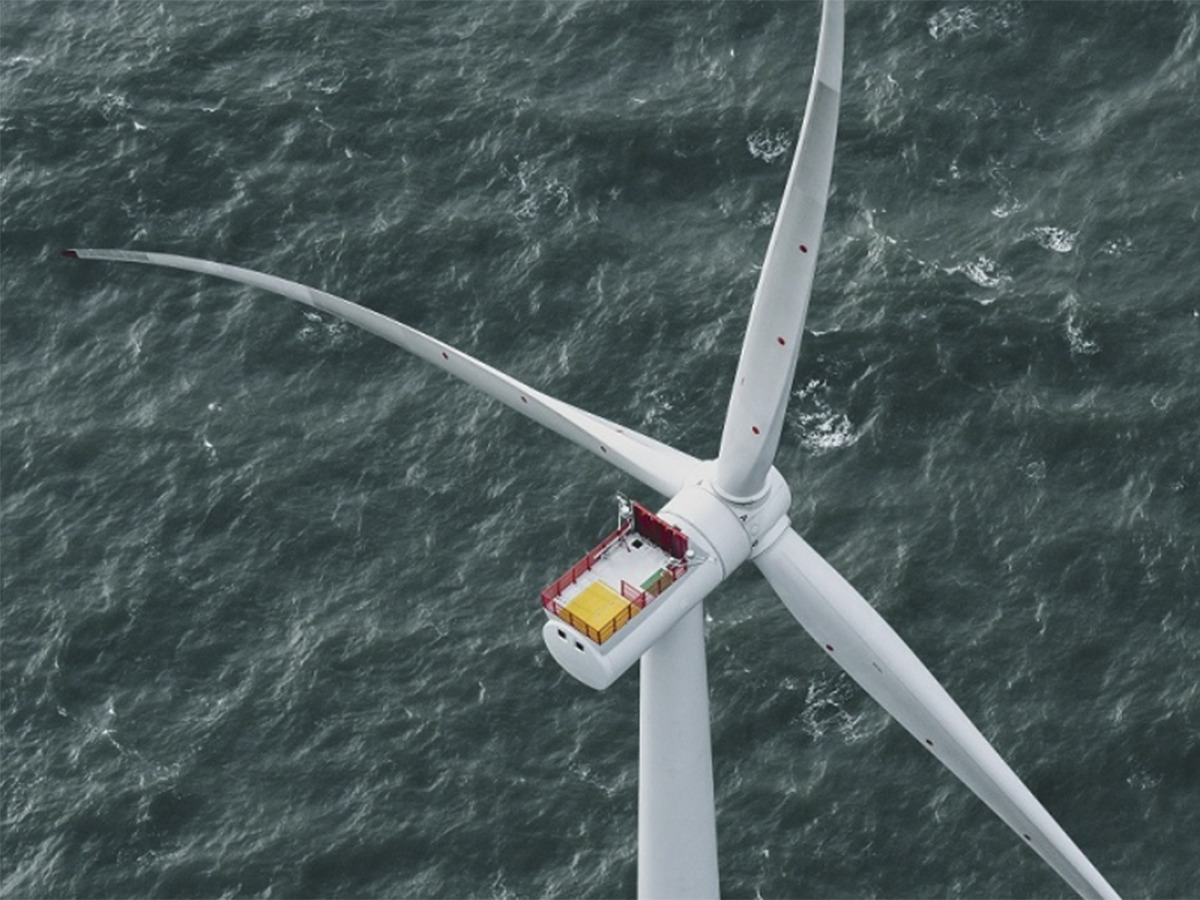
[64,2,1119,897]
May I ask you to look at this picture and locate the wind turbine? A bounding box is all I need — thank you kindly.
[64,1,1119,897]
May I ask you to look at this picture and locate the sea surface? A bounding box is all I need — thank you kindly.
[2,2,1197,898]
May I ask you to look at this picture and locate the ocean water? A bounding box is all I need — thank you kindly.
[2,2,1198,898]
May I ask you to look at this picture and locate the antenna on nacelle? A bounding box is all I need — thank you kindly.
[617,492,633,526]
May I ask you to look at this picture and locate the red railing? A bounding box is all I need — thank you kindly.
[632,502,689,560]
[619,561,687,611]
[549,600,638,645]
[620,580,648,609]
[540,521,631,611]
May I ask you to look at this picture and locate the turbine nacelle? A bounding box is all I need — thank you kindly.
[540,463,792,690]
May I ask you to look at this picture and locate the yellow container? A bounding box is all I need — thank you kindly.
[561,581,636,644]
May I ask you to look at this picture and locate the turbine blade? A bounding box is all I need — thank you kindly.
[754,527,1120,900]
[64,248,696,497]
[638,603,719,900]
[714,0,843,500]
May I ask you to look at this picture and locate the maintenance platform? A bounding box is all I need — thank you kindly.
[542,500,688,645]
[540,497,717,689]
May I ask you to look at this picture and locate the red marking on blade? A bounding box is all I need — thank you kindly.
[777,336,786,346]
[751,426,761,435]
[799,244,808,253]
[1023,834,1032,842]
[825,644,834,652]
[520,396,528,404]
[441,351,449,360]
[925,739,934,747]
[61,249,79,259]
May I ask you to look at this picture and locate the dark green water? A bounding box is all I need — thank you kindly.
[2,2,1197,897]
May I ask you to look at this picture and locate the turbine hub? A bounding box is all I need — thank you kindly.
[660,461,793,571]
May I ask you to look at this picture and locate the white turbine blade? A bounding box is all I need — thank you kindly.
[754,527,1120,900]
[64,248,696,497]
[638,602,719,900]
[715,0,843,501]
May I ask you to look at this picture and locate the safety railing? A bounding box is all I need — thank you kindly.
[632,502,689,560]
[540,521,631,611]
[619,562,686,612]
[546,599,638,645]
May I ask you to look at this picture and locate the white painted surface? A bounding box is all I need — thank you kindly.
[755,527,1120,900]
[638,603,719,899]
[65,248,697,498]
[715,0,844,501]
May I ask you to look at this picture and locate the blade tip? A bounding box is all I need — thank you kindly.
[61,249,79,259]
